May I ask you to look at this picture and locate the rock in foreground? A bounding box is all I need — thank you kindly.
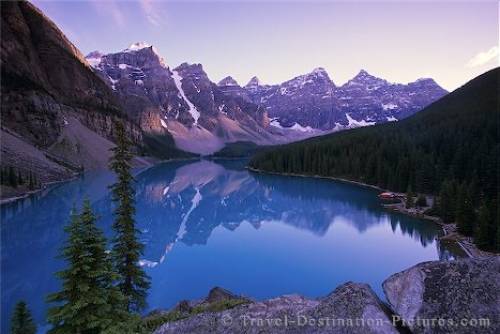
[383,257,500,334]
[154,282,398,334]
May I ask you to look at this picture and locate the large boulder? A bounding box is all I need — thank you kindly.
[154,282,398,334]
[383,257,500,334]
[205,287,242,304]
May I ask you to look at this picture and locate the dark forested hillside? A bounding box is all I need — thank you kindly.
[249,68,499,251]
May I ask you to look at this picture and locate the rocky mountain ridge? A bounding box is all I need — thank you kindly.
[246,68,447,130]
[86,44,447,154]
[87,43,299,154]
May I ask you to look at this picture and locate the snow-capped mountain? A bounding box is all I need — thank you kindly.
[334,70,447,123]
[86,43,447,154]
[87,43,284,154]
[245,67,339,129]
[246,68,447,130]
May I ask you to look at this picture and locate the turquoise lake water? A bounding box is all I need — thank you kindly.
[1,159,462,332]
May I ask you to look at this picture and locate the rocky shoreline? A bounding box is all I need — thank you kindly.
[149,257,499,334]
[382,201,497,259]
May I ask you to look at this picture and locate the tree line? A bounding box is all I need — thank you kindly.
[0,166,40,190]
[10,122,151,333]
[249,68,499,252]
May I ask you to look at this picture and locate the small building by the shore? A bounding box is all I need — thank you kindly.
[378,192,397,199]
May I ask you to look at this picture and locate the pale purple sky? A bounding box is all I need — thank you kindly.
[32,0,499,90]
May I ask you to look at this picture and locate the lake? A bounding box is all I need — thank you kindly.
[1,159,463,332]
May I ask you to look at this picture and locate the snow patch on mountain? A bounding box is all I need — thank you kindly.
[382,103,398,110]
[125,42,151,51]
[269,118,284,129]
[386,116,398,122]
[171,70,200,125]
[86,57,102,67]
[270,119,316,133]
[290,122,314,132]
[346,113,376,128]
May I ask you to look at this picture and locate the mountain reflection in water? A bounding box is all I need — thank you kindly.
[1,159,463,333]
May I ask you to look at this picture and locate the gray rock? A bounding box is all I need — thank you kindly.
[154,282,398,334]
[383,257,500,334]
[174,300,193,314]
[205,286,241,304]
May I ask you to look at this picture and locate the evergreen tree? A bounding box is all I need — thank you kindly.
[1,167,5,185]
[405,186,415,209]
[47,200,132,334]
[496,202,500,252]
[9,166,17,188]
[439,180,456,224]
[109,122,150,312]
[28,171,35,190]
[10,301,36,334]
[415,195,428,207]
[455,183,475,236]
[17,170,24,185]
[475,202,493,250]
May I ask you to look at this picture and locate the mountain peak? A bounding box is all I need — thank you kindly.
[409,78,447,93]
[86,50,103,59]
[85,51,104,67]
[414,77,437,84]
[311,67,328,75]
[345,70,388,88]
[245,76,261,88]
[307,67,332,82]
[218,76,239,87]
[125,42,152,52]
[353,69,376,79]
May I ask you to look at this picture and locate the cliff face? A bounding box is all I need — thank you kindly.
[0,1,147,192]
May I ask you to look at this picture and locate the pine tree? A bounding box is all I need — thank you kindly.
[496,201,500,252]
[415,195,428,207]
[455,183,475,236]
[28,172,35,190]
[9,166,17,188]
[17,169,24,185]
[0,167,5,185]
[47,200,132,334]
[109,122,150,312]
[439,180,456,223]
[475,202,493,250]
[405,186,415,209]
[10,301,36,334]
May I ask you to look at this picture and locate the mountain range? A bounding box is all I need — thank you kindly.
[0,1,448,197]
[85,43,447,154]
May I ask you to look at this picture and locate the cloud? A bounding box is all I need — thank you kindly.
[90,0,125,28]
[466,46,499,68]
[140,0,162,27]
